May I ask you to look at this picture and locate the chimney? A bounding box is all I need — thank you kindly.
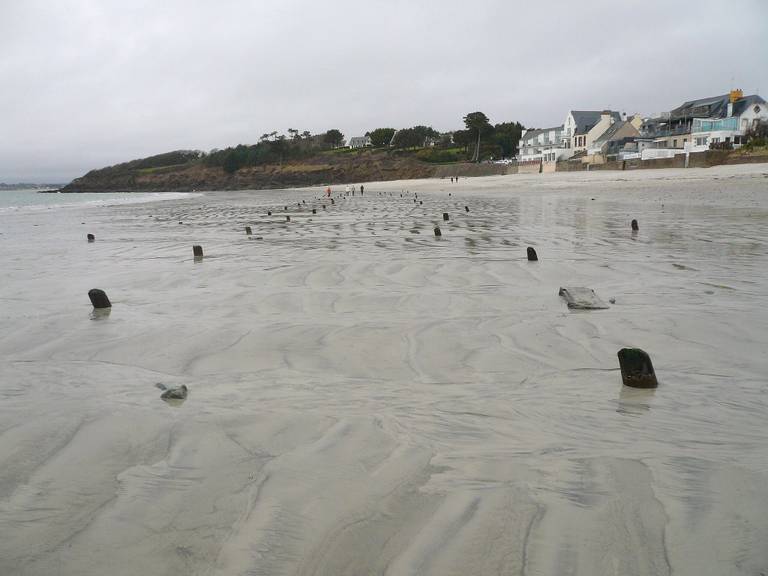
[728,89,743,117]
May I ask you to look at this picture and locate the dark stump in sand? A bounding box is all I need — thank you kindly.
[267,211,272,216]
[631,219,639,231]
[193,245,203,258]
[443,213,449,221]
[160,384,188,400]
[312,208,317,214]
[434,227,442,237]
[618,348,658,388]
[88,288,111,309]
[87,233,95,242]
[286,215,291,222]
[527,247,538,261]
[245,226,252,235]
[465,206,469,212]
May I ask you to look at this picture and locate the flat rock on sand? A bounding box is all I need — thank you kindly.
[559,286,610,309]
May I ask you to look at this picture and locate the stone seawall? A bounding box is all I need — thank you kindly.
[552,151,768,173]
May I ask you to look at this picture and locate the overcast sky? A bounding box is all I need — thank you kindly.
[2,0,767,182]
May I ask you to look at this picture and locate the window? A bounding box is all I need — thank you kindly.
[673,139,677,147]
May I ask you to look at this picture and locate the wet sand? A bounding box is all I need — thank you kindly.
[1,164,768,575]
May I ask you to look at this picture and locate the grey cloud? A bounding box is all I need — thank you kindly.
[1,0,766,181]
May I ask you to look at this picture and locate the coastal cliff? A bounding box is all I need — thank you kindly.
[61,149,442,192]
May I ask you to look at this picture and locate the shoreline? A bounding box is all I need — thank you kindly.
[51,161,768,195]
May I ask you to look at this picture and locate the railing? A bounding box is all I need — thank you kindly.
[692,117,738,133]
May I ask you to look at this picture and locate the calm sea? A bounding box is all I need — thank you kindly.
[0,189,195,212]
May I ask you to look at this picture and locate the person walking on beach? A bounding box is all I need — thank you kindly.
[345,185,350,195]
[360,184,364,196]
[326,186,331,197]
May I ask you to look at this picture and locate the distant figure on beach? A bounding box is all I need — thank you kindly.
[360,184,364,195]
[345,185,350,195]
[450,177,454,183]
[326,186,331,197]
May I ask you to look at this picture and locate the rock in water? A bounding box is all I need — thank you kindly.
[618,348,658,388]
[558,287,609,309]
[312,208,317,214]
[465,206,469,212]
[527,247,538,261]
[434,227,442,237]
[88,288,111,309]
[87,233,95,242]
[631,219,639,231]
[443,212,449,221]
[161,384,188,400]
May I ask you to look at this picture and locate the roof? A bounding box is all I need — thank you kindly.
[520,125,563,143]
[570,111,622,134]
[593,120,640,145]
[670,94,729,120]
[349,136,370,144]
[669,93,766,120]
[731,94,767,116]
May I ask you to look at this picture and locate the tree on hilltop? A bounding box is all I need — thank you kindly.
[463,111,493,162]
[324,129,345,148]
[368,127,396,147]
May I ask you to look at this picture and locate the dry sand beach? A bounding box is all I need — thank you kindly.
[1,165,768,575]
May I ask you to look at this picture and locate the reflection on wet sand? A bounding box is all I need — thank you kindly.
[1,165,768,575]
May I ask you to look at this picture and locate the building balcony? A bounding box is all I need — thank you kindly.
[692,117,738,133]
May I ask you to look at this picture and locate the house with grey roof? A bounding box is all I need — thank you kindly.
[563,110,623,153]
[587,117,642,160]
[349,136,372,149]
[690,91,767,150]
[648,90,767,150]
[518,125,567,162]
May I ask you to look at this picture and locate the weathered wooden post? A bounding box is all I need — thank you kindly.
[618,348,658,388]
[245,226,252,235]
[631,219,639,231]
[434,226,442,237]
[88,288,111,309]
[193,245,203,258]
[443,213,449,221]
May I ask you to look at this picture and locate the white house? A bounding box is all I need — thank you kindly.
[564,110,623,153]
[349,136,372,149]
[690,91,767,151]
[518,125,568,162]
